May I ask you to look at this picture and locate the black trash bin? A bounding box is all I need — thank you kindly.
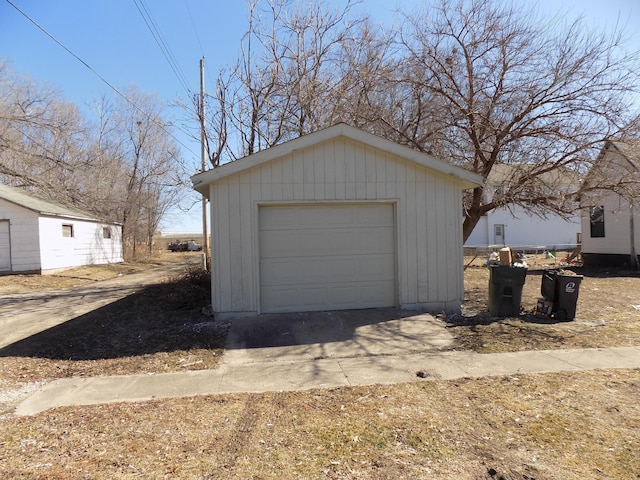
[488,265,528,316]
[540,270,583,321]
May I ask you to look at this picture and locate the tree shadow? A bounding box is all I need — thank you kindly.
[0,272,225,361]
[223,308,454,363]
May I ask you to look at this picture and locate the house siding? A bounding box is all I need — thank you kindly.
[465,206,581,248]
[581,192,639,256]
[209,137,465,317]
[581,142,640,264]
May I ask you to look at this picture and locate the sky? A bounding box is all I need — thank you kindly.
[1,0,639,233]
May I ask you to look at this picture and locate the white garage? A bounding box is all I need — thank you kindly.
[192,124,482,319]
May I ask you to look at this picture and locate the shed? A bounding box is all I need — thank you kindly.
[192,124,482,319]
[0,184,123,273]
[580,139,640,267]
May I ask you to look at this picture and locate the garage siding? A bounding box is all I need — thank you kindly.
[209,137,464,317]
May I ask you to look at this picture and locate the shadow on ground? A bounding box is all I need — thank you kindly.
[0,271,225,361]
[223,308,454,363]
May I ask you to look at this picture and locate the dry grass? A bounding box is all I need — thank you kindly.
[451,256,640,353]
[0,252,226,416]
[0,369,638,479]
[1,252,639,478]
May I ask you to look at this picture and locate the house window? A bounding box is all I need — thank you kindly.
[62,224,74,238]
[103,227,112,239]
[590,206,605,238]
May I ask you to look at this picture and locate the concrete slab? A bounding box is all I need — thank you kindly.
[451,350,583,377]
[14,346,640,416]
[337,355,418,385]
[223,309,453,364]
[545,347,640,369]
[217,359,350,393]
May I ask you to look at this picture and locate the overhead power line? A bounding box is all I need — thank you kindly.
[133,0,194,98]
[4,0,199,158]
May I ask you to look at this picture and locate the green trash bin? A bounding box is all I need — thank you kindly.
[488,265,528,316]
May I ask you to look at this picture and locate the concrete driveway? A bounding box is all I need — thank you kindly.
[223,308,454,365]
[0,263,187,349]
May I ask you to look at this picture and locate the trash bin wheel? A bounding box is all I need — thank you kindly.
[555,308,567,321]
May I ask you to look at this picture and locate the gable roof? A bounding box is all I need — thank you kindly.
[191,123,483,195]
[0,184,101,221]
[607,139,640,171]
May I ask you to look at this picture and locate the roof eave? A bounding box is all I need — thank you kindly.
[191,124,483,193]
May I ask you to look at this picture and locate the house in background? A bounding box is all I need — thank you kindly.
[580,139,640,267]
[464,163,581,251]
[192,123,482,319]
[0,184,123,274]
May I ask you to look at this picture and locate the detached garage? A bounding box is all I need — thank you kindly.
[192,124,482,319]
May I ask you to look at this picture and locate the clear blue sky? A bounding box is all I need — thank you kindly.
[1,0,638,232]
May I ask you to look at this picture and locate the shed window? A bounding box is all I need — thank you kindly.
[62,224,74,238]
[590,206,605,238]
[103,227,112,239]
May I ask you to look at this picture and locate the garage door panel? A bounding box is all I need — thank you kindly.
[259,204,396,313]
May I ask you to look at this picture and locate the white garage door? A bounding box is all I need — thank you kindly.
[0,221,10,272]
[259,204,396,313]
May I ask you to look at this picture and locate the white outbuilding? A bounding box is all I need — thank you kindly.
[0,184,123,273]
[192,124,482,319]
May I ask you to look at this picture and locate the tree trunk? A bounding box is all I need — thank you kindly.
[630,200,639,271]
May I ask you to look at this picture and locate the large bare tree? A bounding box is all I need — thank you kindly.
[0,65,185,258]
[205,0,640,242]
[398,0,640,241]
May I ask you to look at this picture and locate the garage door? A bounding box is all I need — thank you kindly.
[259,204,396,313]
[0,221,10,272]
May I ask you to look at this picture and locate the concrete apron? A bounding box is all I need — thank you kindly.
[222,308,453,365]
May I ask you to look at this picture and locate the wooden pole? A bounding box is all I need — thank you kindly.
[200,57,211,271]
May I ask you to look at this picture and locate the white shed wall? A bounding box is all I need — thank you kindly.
[0,199,42,272]
[38,216,123,271]
[209,137,465,318]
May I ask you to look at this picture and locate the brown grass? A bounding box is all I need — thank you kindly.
[0,253,225,416]
[0,369,638,479]
[1,252,639,478]
[452,259,640,353]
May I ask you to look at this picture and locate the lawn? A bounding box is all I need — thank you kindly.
[0,253,639,479]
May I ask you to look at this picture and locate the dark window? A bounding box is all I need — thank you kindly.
[62,224,74,238]
[103,227,112,239]
[590,206,605,238]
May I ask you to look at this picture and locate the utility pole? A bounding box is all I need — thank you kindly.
[200,57,211,271]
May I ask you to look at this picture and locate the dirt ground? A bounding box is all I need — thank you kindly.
[455,254,640,353]
[0,252,639,478]
[0,251,187,292]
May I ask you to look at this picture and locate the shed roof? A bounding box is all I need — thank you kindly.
[0,184,105,222]
[192,123,483,195]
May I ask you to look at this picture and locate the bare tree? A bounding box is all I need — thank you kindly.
[1,66,186,259]
[201,0,639,243]
[208,0,370,164]
[398,0,640,241]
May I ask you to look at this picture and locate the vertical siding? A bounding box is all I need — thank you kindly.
[210,137,466,315]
